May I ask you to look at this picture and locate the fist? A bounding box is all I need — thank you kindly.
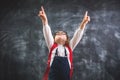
[38,6,48,24]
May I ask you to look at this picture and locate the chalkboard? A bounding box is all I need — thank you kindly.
[0,0,120,80]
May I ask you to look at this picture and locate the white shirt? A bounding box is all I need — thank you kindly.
[43,24,85,66]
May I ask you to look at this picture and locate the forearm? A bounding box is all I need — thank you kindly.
[79,21,87,30]
[43,24,54,50]
[70,27,85,50]
[42,19,48,26]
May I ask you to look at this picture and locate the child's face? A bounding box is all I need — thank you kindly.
[54,31,67,45]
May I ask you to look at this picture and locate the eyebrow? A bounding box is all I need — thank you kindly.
[56,32,66,34]
[56,31,66,33]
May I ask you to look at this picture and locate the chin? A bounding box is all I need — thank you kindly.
[55,41,65,45]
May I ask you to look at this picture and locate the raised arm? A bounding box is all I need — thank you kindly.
[38,6,54,50]
[70,11,90,50]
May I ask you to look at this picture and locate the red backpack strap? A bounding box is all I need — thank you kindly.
[42,43,58,80]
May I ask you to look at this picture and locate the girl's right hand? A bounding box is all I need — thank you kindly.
[38,6,48,25]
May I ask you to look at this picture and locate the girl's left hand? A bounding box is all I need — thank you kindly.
[82,11,90,25]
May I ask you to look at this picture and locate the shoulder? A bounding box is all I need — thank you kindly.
[65,44,73,51]
[49,43,58,51]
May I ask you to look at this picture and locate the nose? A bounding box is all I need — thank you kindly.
[58,36,62,39]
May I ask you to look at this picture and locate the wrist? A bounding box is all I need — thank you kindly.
[80,22,86,29]
[42,20,48,25]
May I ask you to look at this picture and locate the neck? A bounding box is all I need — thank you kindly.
[57,42,64,45]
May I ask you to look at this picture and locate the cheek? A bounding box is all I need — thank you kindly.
[62,35,67,40]
[54,35,67,41]
[54,36,59,41]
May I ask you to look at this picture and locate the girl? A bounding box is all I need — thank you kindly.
[38,6,90,80]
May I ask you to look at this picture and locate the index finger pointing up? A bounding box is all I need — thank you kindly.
[41,6,45,12]
[84,11,88,17]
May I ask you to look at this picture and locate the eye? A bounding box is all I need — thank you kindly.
[55,32,66,35]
